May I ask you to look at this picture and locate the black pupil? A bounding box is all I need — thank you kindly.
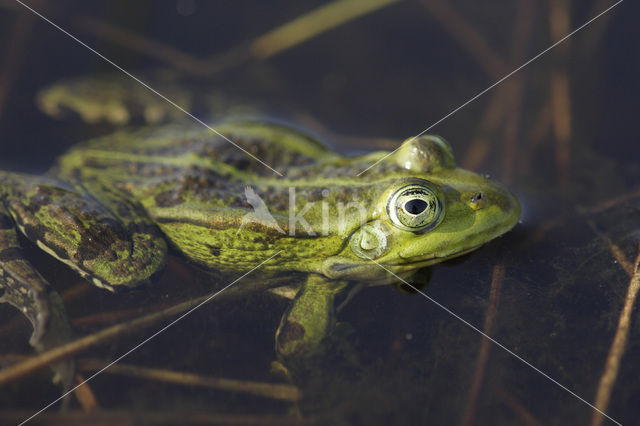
[404,199,428,215]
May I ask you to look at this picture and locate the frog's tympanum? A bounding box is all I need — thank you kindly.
[0,95,520,381]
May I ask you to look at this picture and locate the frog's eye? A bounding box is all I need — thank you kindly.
[387,182,444,232]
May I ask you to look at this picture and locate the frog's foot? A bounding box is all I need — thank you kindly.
[35,289,76,400]
[37,72,193,125]
[0,210,75,394]
[275,274,347,365]
[269,360,293,383]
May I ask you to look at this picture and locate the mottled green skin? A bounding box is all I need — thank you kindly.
[0,120,520,364]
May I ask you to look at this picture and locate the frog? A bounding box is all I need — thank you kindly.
[0,81,520,385]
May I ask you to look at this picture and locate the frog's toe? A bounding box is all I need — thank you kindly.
[269,360,293,383]
[1,274,76,391]
[33,290,76,392]
[23,293,50,347]
[1,283,76,394]
[29,289,73,347]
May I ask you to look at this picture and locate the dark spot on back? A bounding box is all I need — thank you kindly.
[117,203,132,218]
[77,218,127,262]
[278,320,305,346]
[207,245,221,256]
[83,159,109,169]
[127,221,159,236]
[154,190,184,207]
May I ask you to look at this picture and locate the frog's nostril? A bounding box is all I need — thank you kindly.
[470,192,487,209]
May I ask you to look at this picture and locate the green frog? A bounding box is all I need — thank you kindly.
[0,82,520,380]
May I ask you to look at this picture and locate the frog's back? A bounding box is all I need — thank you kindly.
[54,122,337,181]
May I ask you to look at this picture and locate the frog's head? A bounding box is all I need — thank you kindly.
[321,135,520,283]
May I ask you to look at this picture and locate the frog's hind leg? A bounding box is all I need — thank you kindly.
[0,206,75,392]
[1,172,168,291]
[1,171,168,393]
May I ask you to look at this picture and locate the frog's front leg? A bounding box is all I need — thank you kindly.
[0,206,74,390]
[275,274,347,361]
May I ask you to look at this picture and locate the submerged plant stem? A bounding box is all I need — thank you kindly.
[549,0,572,186]
[420,0,507,79]
[77,358,301,402]
[0,278,289,387]
[590,243,640,426]
[250,0,400,58]
[460,263,504,426]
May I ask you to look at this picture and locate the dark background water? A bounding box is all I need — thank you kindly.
[0,1,639,425]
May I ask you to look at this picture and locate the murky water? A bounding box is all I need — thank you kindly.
[1,1,639,425]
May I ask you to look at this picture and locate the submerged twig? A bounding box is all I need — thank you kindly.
[461,89,507,171]
[420,0,507,79]
[460,264,505,426]
[581,216,635,277]
[249,0,400,59]
[580,0,618,55]
[577,187,640,276]
[73,0,400,78]
[501,77,523,184]
[60,282,92,302]
[73,373,100,412]
[497,386,544,426]
[549,0,572,186]
[0,277,290,387]
[606,244,634,278]
[590,243,640,426]
[518,217,564,248]
[74,15,214,77]
[71,303,173,329]
[501,0,533,185]
[460,0,533,176]
[520,102,552,175]
[580,187,640,215]
[77,358,301,402]
[0,410,306,425]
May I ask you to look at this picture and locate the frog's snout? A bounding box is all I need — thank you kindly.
[397,181,520,262]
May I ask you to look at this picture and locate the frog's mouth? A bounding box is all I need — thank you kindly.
[322,186,521,283]
[321,252,463,284]
[322,261,415,285]
[393,191,521,265]
[322,237,499,283]
[392,244,481,266]
[322,257,395,283]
